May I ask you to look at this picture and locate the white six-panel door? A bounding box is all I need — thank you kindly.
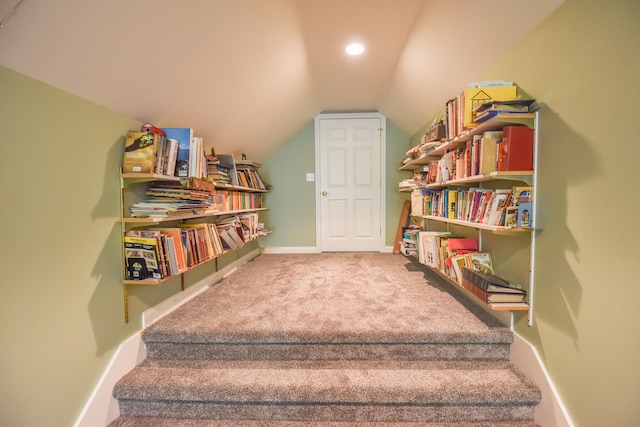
[315,113,385,252]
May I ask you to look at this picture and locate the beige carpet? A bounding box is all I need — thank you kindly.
[143,253,511,346]
[112,253,540,425]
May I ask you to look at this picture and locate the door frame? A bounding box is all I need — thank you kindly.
[314,112,387,252]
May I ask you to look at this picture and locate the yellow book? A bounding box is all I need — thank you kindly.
[479,131,503,174]
[464,86,517,128]
[123,131,156,173]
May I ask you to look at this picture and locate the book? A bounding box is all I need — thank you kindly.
[446,188,457,219]
[461,267,525,293]
[497,126,534,171]
[464,252,494,275]
[450,255,467,284]
[485,189,511,225]
[473,99,535,114]
[504,206,519,228]
[463,85,517,128]
[417,231,450,268]
[161,128,194,177]
[461,268,526,303]
[479,131,503,174]
[125,229,171,278]
[122,131,157,173]
[461,276,527,303]
[123,235,162,280]
[146,227,188,272]
[518,202,533,228]
[447,238,478,255]
[445,238,479,282]
[472,99,535,123]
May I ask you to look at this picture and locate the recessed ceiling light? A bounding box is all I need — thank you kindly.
[346,43,365,56]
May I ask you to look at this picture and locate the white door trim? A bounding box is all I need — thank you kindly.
[314,112,386,252]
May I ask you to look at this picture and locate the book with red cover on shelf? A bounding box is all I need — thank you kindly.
[497,126,534,171]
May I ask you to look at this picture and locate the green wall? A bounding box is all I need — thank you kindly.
[0,66,139,426]
[410,0,640,425]
[0,66,259,426]
[261,117,410,249]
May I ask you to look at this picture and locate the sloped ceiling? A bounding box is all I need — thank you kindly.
[0,0,563,160]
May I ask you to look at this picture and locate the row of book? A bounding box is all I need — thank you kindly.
[128,178,264,218]
[417,125,534,187]
[236,164,268,191]
[472,99,535,123]
[413,231,526,305]
[124,213,270,281]
[413,186,533,229]
[122,125,208,179]
[129,179,214,218]
[212,190,263,212]
[445,81,517,141]
[208,155,270,191]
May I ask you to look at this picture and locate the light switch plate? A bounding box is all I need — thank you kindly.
[306,173,315,182]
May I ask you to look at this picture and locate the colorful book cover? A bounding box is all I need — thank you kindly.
[463,85,517,128]
[464,252,494,275]
[518,202,533,228]
[161,127,194,177]
[122,131,156,173]
[447,188,457,219]
[123,235,162,280]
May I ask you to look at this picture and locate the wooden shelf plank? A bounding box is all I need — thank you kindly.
[421,215,534,233]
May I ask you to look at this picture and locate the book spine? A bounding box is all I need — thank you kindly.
[461,277,490,303]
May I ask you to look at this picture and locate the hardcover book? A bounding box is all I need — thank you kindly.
[498,126,534,171]
[461,267,525,293]
[464,252,494,275]
[479,131,503,174]
[461,276,527,303]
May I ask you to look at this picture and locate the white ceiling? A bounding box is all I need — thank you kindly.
[0,0,563,160]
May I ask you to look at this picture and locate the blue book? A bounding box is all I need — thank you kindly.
[161,128,193,177]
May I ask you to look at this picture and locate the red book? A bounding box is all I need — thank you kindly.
[499,126,534,171]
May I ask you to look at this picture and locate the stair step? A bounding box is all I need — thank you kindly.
[145,341,511,361]
[109,416,540,427]
[113,359,541,423]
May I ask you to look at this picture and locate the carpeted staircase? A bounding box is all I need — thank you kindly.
[109,253,541,426]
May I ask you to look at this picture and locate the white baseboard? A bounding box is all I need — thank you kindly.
[74,248,262,427]
[73,332,146,427]
[262,246,320,254]
[510,332,574,427]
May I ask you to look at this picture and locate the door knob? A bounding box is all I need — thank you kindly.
[322,191,328,196]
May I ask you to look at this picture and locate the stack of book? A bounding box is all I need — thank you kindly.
[129,180,215,218]
[235,161,269,190]
[207,155,232,185]
[472,99,536,123]
[461,267,526,304]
